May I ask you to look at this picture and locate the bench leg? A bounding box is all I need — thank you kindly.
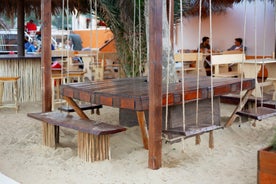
[42,122,59,147]
[78,132,110,162]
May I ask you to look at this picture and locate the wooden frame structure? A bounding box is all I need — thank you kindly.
[39,0,256,170]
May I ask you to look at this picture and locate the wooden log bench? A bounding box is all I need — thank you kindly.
[27,111,126,162]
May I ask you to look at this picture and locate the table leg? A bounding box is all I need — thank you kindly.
[224,89,253,127]
[63,96,89,120]
[136,111,149,149]
[0,82,3,105]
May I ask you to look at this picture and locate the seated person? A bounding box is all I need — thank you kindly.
[200,36,210,53]
[24,37,31,50]
[227,38,246,52]
[26,40,39,52]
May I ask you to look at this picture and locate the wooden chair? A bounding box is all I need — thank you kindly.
[174,52,205,76]
[211,53,245,77]
[0,76,20,112]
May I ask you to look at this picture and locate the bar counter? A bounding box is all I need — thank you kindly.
[0,54,42,102]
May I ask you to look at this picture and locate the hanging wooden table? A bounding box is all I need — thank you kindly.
[60,76,255,149]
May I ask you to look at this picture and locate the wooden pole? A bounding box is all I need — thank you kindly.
[148,0,163,170]
[17,0,25,57]
[169,0,174,50]
[41,0,52,112]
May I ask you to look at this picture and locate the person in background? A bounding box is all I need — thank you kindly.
[68,31,83,69]
[68,31,83,51]
[25,19,37,33]
[26,40,39,53]
[200,36,211,76]
[24,37,31,50]
[227,38,246,52]
[200,36,210,53]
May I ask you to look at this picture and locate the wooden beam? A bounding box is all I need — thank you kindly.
[169,0,174,50]
[148,0,163,170]
[17,0,25,56]
[41,0,52,112]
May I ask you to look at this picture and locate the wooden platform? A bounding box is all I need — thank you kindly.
[163,124,222,138]
[236,107,276,121]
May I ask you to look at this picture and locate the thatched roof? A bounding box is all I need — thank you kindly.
[0,0,273,19]
[0,0,92,18]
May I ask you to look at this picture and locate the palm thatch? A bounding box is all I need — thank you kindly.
[0,0,274,75]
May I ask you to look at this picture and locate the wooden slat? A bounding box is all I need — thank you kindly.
[28,112,126,135]
[0,76,20,81]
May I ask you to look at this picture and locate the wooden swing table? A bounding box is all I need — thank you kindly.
[60,76,255,149]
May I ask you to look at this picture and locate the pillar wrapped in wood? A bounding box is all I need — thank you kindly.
[42,122,59,148]
[78,132,110,162]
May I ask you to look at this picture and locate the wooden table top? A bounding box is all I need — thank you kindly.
[60,76,255,111]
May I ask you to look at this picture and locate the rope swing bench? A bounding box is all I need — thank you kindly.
[234,0,276,121]
[161,0,224,147]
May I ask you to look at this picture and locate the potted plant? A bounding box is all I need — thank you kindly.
[257,128,276,183]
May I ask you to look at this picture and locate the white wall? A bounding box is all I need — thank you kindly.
[174,1,275,56]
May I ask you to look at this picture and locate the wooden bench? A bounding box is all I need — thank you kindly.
[27,111,126,162]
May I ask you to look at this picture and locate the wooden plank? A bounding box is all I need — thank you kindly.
[27,112,126,135]
[63,96,89,120]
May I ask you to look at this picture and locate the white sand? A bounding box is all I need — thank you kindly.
[0,102,275,184]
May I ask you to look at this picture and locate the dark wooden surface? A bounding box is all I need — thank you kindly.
[236,106,276,120]
[60,76,255,111]
[28,112,126,135]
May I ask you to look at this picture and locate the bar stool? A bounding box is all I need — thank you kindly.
[51,71,86,110]
[0,76,20,113]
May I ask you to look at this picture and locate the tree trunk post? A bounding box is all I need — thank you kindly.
[148,0,163,170]
[41,0,52,113]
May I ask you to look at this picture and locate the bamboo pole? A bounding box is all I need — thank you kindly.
[77,133,110,162]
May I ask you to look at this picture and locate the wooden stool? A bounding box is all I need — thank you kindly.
[0,76,20,112]
[51,71,86,110]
